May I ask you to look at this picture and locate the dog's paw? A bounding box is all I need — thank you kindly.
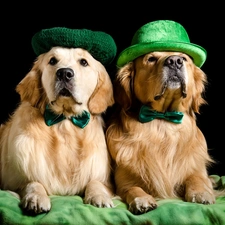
[21,193,51,214]
[185,191,215,204]
[129,196,157,215]
[84,194,114,208]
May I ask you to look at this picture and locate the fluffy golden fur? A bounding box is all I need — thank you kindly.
[106,51,216,214]
[0,47,115,214]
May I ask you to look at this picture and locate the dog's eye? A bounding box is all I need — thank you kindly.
[80,59,88,67]
[148,57,157,62]
[49,57,58,65]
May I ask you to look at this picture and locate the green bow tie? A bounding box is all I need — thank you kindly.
[139,105,184,124]
[44,104,90,128]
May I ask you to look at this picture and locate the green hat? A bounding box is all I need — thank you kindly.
[117,20,207,68]
[31,27,117,66]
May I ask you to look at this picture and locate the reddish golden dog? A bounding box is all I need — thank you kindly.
[106,51,216,214]
[0,47,115,214]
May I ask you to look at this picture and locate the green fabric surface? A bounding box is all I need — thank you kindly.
[0,176,225,225]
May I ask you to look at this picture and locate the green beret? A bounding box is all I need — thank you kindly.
[31,27,117,66]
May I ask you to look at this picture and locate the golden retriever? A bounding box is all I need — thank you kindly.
[0,46,115,214]
[106,51,216,214]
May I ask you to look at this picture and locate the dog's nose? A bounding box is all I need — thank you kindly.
[164,56,183,69]
[56,68,74,82]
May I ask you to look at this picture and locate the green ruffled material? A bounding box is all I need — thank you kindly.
[0,175,224,225]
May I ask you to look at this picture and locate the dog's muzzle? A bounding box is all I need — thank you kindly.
[154,56,187,100]
[56,68,74,96]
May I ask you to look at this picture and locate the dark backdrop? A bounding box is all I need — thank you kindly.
[1,3,224,176]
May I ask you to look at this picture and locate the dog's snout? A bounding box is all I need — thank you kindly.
[165,56,183,69]
[56,68,74,82]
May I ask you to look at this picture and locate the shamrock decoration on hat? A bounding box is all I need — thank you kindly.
[31,27,117,67]
[117,20,207,68]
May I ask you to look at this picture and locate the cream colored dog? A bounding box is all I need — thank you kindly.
[0,46,115,214]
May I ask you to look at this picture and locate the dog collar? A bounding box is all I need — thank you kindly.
[44,104,90,128]
[139,105,184,124]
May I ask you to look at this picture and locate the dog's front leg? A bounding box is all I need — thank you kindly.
[19,181,51,214]
[125,187,157,214]
[84,180,114,208]
[184,174,215,204]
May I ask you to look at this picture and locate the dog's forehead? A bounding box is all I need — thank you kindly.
[45,47,94,61]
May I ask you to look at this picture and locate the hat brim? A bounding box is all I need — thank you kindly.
[32,27,117,66]
[117,42,207,68]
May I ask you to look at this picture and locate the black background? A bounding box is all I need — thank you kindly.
[1,3,224,176]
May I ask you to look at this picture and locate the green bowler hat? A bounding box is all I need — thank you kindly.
[32,27,117,66]
[117,20,207,68]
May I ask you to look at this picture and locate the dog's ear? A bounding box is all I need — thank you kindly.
[88,65,114,114]
[113,62,134,110]
[16,56,47,112]
[191,66,208,113]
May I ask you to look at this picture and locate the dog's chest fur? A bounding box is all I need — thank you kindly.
[109,108,207,197]
[1,105,110,195]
